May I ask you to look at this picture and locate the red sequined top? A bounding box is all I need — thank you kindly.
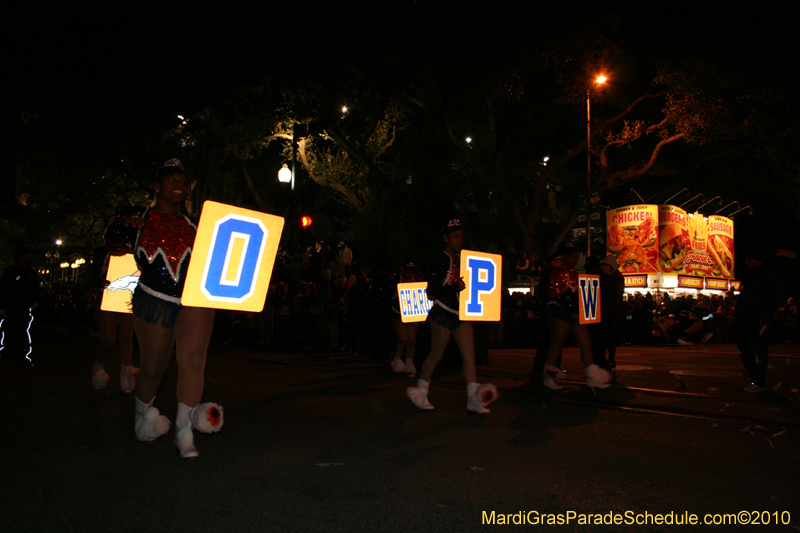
[134,209,197,302]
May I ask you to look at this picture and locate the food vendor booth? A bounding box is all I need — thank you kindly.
[606,204,738,295]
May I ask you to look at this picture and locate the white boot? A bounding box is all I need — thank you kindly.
[175,402,199,458]
[134,396,171,441]
[543,364,564,390]
[467,382,497,414]
[92,360,109,390]
[391,355,406,373]
[585,364,612,389]
[120,365,139,394]
[406,379,434,410]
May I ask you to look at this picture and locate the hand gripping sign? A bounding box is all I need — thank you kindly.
[181,201,284,312]
[397,282,433,323]
[578,274,601,325]
[100,253,140,313]
[459,250,502,321]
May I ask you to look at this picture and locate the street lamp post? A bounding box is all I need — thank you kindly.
[586,75,607,259]
[278,125,302,253]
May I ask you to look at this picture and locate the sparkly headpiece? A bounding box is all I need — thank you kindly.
[161,158,184,171]
[442,218,462,235]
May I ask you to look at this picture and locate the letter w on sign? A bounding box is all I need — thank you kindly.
[578,274,601,324]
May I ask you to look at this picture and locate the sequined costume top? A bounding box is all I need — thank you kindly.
[546,263,579,314]
[426,251,462,314]
[106,207,197,304]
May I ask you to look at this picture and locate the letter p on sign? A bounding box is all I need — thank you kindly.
[459,250,502,321]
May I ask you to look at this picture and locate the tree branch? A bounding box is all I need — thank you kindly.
[296,137,365,209]
[605,133,685,184]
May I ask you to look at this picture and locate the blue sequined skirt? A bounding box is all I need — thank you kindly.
[131,288,181,329]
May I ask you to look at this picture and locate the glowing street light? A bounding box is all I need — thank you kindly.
[278,163,292,185]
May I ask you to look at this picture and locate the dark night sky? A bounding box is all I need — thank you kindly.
[12,3,797,119]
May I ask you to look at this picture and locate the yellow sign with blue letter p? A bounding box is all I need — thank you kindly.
[459,250,502,321]
[181,201,284,312]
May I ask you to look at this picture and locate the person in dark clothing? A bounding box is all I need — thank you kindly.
[585,255,623,371]
[528,252,560,382]
[540,244,611,390]
[405,219,497,413]
[0,246,40,366]
[735,248,783,392]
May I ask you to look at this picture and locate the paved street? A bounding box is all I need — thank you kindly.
[3,334,799,532]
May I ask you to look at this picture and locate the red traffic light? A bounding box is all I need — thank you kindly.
[301,216,312,228]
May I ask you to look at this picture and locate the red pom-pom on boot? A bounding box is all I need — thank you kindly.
[467,382,497,414]
[190,403,224,433]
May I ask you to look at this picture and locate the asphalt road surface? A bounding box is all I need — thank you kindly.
[3,337,799,532]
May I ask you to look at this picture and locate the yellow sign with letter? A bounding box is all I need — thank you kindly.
[459,250,502,321]
[578,274,601,324]
[397,282,433,323]
[100,253,139,313]
[181,201,284,312]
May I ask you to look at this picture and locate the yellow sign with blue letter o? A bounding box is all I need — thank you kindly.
[181,201,284,312]
[459,250,502,321]
[397,282,433,323]
[578,274,601,324]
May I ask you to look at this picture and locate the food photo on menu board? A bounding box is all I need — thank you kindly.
[606,205,659,274]
[606,204,734,280]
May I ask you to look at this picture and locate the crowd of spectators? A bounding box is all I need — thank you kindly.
[11,248,800,360]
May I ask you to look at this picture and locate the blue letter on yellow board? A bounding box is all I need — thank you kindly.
[182,201,284,312]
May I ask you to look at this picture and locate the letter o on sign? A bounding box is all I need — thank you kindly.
[200,215,268,303]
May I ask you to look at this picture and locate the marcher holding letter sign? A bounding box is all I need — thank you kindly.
[406,220,498,414]
[541,244,611,390]
[110,159,224,459]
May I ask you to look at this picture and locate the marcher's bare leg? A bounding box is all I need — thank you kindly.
[118,313,134,367]
[133,318,174,404]
[420,321,452,381]
[132,317,174,440]
[406,323,419,361]
[572,323,594,367]
[95,310,119,366]
[545,316,569,366]
[392,319,409,360]
[452,322,476,385]
[173,307,214,407]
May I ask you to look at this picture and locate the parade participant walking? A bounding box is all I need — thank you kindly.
[90,242,138,392]
[735,247,783,392]
[0,246,39,366]
[109,159,223,458]
[390,263,419,377]
[542,244,611,390]
[406,220,497,413]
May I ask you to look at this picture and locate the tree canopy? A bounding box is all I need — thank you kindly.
[8,5,799,272]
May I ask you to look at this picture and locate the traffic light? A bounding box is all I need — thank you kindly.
[301,215,312,229]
